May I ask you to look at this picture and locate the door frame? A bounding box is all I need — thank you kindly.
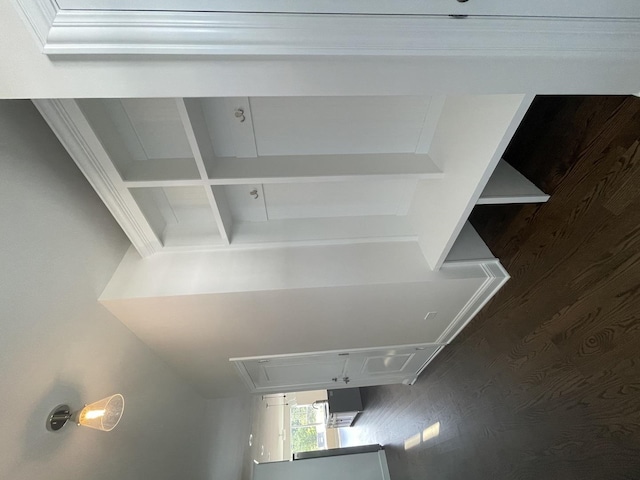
[230,343,445,394]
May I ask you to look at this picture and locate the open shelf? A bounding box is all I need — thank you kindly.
[204,153,442,184]
[129,186,222,247]
[37,94,535,261]
[445,222,495,263]
[220,179,418,246]
[478,159,549,205]
[201,96,436,156]
[222,179,416,222]
[77,98,201,183]
[192,95,444,184]
[230,216,417,247]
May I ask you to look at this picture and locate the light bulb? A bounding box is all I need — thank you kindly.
[77,394,124,431]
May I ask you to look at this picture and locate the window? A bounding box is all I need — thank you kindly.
[289,404,327,453]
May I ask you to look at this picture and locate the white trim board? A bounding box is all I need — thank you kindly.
[405,345,445,386]
[11,1,640,58]
[32,98,162,256]
[436,260,510,344]
[52,0,640,17]
[10,0,56,46]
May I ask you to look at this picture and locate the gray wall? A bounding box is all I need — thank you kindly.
[0,100,209,480]
[204,396,254,480]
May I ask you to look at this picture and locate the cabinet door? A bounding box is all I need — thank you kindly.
[202,96,433,158]
[250,96,430,156]
[231,344,443,394]
[235,352,350,393]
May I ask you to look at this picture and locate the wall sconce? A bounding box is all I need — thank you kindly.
[47,394,124,432]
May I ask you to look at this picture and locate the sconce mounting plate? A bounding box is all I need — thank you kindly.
[47,404,71,431]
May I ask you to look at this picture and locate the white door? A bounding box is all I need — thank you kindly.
[230,344,443,394]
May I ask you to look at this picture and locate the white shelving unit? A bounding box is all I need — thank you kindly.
[34,94,547,266]
[36,95,451,256]
[33,93,556,396]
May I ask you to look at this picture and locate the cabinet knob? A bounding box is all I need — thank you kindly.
[234,108,246,123]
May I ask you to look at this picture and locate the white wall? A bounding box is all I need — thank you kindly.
[204,396,255,480]
[2,2,640,98]
[0,100,210,480]
[289,390,327,406]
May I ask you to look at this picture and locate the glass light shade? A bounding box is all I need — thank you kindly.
[77,394,125,432]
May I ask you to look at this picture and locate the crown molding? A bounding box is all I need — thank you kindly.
[11,0,57,47]
[45,12,640,57]
[10,1,640,58]
[32,99,162,257]
[44,0,640,17]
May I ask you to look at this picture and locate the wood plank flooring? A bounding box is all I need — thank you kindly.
[341,96,640,480]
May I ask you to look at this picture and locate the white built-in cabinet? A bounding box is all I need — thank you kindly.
[35,94,550,395]
[35,95,546,265]
[231,344,443,394]
[69,96,444,252]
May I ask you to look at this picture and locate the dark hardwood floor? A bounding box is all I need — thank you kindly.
[342,96,640,480]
